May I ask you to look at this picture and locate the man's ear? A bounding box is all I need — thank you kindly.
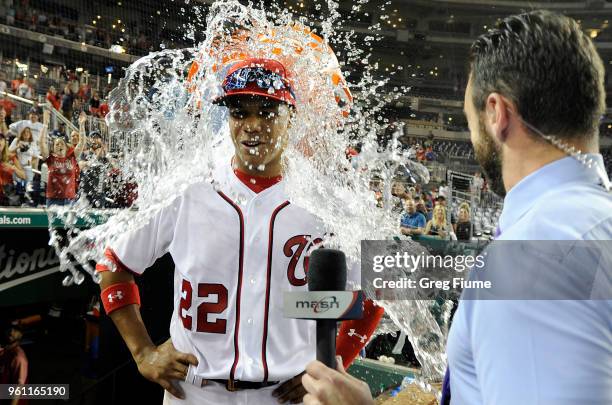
[484,93,510,142]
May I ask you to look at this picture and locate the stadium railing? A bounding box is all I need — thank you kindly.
[0,91,78,134]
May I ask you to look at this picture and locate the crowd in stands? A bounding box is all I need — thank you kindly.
[0,0,195,56]
[0,77,135,208]
[430,139,475,160]
[399,136,476,163]
[381,168,503,241]
[0,69,110,125]
[391,181,462,239]
[386,181,471,240]
[0,0,153,55]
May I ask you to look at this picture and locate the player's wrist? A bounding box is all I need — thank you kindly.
[132,343,156,365]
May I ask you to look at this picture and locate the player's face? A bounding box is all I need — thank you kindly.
[228,96,291,175]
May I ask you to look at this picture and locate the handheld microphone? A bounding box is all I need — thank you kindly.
[283,248,363,369]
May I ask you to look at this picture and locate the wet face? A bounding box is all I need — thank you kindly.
[464,76,506,197]
[228,96,291,174]
[53,138,67,157]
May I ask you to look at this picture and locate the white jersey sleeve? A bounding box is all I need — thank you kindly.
[108,197,180,275]
[8,120,25,136]
[8,137,18,152]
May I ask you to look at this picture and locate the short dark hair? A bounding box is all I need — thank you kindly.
[469,10,605,140]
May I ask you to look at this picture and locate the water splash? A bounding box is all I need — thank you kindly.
[49,0,449,383]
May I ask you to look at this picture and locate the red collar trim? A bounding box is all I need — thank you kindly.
[233,168,282,194]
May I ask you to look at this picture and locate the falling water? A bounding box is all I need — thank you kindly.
[48,0,450,387]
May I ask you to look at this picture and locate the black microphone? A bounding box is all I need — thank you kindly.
[308,248,347,369]
[283,248,363,370]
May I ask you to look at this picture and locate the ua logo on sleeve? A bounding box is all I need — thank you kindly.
[348,328,368,343]
[108,291,124,303]
[283,235,323,286]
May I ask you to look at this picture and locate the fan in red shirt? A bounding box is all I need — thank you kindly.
[46,86,61,111]
[39,111,86,207]
[0,133,26,205]
[98,101,109,118]
[10,76,23,93]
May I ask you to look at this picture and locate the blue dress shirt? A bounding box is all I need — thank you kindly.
[446,154,612,405]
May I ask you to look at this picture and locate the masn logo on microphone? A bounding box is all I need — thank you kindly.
[295,296,340,313]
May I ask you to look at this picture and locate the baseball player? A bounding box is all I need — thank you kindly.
[96,57,384,404]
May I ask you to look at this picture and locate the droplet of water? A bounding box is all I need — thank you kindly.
[74,272,85,285]
[62,275,74,286]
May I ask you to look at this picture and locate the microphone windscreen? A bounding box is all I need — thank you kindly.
[308,248,347,291]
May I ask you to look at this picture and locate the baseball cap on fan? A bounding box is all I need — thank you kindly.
[213,58,296,107]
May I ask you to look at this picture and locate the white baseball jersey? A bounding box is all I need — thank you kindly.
[107,156,359,383]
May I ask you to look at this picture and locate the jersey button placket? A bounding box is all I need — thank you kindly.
[236,209,250,381]
[240,204,261,381]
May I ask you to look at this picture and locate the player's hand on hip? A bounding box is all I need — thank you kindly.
[301,356,375,405]
[272,371,306,403]
[134,338,198,400]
